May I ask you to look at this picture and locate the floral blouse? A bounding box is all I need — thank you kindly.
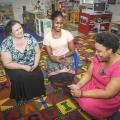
[0,33,37,66]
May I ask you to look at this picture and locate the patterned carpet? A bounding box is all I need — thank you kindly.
[0,35,120,120]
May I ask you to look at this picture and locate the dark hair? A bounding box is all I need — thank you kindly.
[4,20,22,36]
[94,32,120,53]
[51,11,63,20]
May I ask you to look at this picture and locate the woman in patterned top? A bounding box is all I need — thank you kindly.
[0,20,45,103]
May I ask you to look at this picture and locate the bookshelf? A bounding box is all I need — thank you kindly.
[78,11,112,35]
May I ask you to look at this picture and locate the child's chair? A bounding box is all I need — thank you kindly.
[74,50,79,73]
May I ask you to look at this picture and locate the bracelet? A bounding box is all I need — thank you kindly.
[81,90,83,97]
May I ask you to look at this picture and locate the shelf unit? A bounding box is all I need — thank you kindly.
[78,12,112,35]
[35,18,52,38]
[23,11,45,32]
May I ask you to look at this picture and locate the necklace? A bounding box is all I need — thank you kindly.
[99,69,105,75]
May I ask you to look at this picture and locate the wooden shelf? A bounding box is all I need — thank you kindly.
[78,12,112,35]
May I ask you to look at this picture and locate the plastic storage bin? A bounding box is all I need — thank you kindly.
[35,18,52,38]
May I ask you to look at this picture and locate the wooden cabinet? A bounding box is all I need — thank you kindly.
[78,12,112,35]
[23,11,45,32]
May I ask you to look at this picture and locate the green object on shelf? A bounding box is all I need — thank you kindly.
[46,21,52,28]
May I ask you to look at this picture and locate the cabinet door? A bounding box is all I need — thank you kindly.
[26,12,36,31]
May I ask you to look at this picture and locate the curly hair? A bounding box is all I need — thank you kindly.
[4,20,22,37]
[94,32,120,53]
[51,11,63,20]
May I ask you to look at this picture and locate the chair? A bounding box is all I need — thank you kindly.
[74,50,79,73]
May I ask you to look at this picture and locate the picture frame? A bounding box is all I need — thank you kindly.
[80,16,88,25]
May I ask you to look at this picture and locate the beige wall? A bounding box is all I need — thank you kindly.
[0,0,52,23]
[0,0,120,23]
[108,4,120,21]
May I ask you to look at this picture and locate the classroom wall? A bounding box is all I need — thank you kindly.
[0,0,32,23]
[0,0,120,23]
[0,0,52,23]
[108,4,120,21]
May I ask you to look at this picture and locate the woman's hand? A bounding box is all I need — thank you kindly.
[23,65,32,72]
[51,55,61,62]
[68,84,82,97]
[60,58,69,66]
[68,84,80,90]
[70,89,82,97]
[31,65,37,71]
[50,54,70,66]
[51,55,69,65]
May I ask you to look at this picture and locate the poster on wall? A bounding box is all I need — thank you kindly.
[0,2,14,25]
[80,16,88,25]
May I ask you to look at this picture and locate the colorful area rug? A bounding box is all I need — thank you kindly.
[63,24,78,31]
[0,35,120,120]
